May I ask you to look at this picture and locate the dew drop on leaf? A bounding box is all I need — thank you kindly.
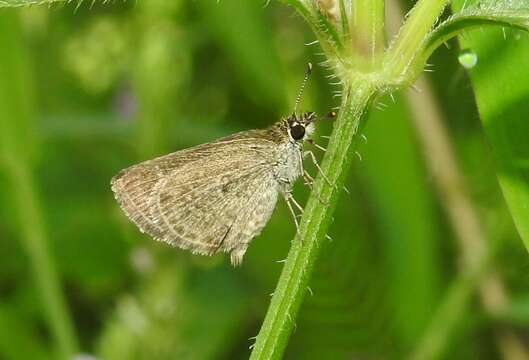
[458,49,478,69]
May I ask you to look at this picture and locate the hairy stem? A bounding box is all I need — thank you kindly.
[351,0,385,62]
[249,79,376,360]
[249,0,456,357]
[384,0,449,83]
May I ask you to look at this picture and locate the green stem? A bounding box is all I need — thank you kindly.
[285,1,342,61]
[384,0,450,83]
[351,0,385,62]
[249,79,377,360]
[250,0,460,357]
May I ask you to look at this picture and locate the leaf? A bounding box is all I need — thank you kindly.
[0,0,64,7]
[454,0,529,250]
[423,0,529,64]
[0,0,125,9]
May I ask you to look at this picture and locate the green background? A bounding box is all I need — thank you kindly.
[0,1,528,359]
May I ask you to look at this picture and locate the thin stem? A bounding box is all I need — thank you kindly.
[249,80,376,360]
[249,0,455,357]
[280,1,342,54]
[384,0,449,83]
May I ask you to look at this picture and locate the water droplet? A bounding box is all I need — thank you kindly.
[458,49,478,69]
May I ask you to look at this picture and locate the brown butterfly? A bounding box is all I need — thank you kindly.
[111,64,329,265]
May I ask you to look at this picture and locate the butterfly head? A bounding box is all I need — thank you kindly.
[286,112,317,142]
[286,110,337,142]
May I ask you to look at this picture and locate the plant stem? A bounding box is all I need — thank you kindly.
[251,0,464,357]
[384,0,449,83]
[351,0,385,62]
[249,79,376,360]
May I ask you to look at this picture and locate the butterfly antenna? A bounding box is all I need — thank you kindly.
[294,62,313,116]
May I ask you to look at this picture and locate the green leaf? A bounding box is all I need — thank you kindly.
[423,0,529,63]
[455,4,529,250]
[0,0,64,7]
[0,0,117,7]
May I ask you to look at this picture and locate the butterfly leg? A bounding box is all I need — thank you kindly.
[284,192,302,234]
[304,150,351,195]
[303,169,315,187]
[307,138,327,153]
[304,150,333,187]
[290,193,304,213]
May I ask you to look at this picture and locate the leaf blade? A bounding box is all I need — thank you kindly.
[425,2,529,61]
[456,13,529,249]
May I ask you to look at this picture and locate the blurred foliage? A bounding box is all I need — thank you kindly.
[0,1,528,360]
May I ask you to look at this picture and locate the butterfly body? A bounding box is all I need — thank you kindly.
[111,113,317,265]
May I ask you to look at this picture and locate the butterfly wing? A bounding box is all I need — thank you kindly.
[111,132,281,265]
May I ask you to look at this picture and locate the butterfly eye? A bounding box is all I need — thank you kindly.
[290,124,306,140]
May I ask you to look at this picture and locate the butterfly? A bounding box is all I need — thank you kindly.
[111,64,331,265]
